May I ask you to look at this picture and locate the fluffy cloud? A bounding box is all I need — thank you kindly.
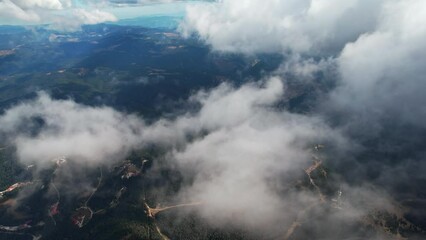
[0,78,348,232]
[180,0,426,128]
[0,77,402,237]
[333,0,426,130]
[0,0,117,30]
[134,77,353,233]
[180,0,426,228]
[49,8,118,31]
[11,0,72,9]
[180,0,384,54]
[181,0,426,162]
[73,8,117,24]
[0,0,42,22]
[0,0,68,22]
[316,1,426,198]
[1,0,425,236]
[136,78,282,145]
[0,92,143,165]
[172,106,331,228]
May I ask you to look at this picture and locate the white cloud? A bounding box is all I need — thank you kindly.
[180,0,384,54]
[0,92,143,166]
[0,78,345,229]
[0,78,396,237]
[179,1,426,233]
[12,0,72,10]
[49,8,118,31]
[140,77,287,145]
[136,77,349,230]
[72,8,117,24]
[1,0,424,235]
[0,0,117,30]
[330,0,426,134]
[181,0,426,139]
[0,0,41,22]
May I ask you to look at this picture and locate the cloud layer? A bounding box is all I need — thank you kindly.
[178,1,426,235]
[139,77,346,229]
[0,92,143,165]
[181,0,426,188]
[181,0,383,54]
[1,0,425,237]
[0,78,412,237]
[333,0,426,131]
[0,0,117,30]
[0,0,201,30]
[0,78,349,234]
